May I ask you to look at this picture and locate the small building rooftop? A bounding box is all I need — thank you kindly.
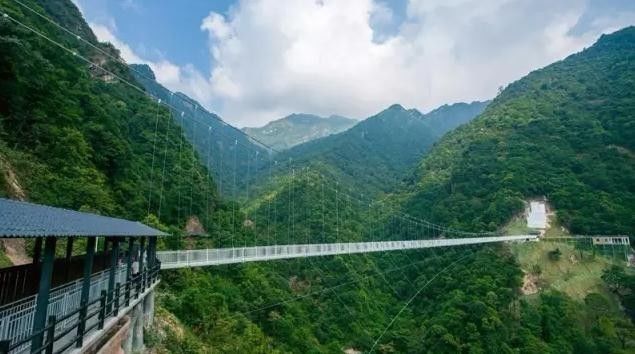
[0,198,167,237]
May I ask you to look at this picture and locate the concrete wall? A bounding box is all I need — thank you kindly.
[83,317,129,354]
[96,318,129,354]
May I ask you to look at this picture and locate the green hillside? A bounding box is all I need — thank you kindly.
[261,101,488,197]
[404,27,635,236]
[0,1,633,353]
[129,63,269,197]
[0,0,221,229]
[243,113,357,150]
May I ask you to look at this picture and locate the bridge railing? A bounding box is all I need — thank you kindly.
[158,235,538,269]
[0,265,128,352]
[0,264,160,354]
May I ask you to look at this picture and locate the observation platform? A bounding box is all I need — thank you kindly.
[0,198,165,354]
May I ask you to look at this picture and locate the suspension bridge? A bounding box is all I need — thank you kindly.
[157,235,539,269]
[1,197,631,354]
[0,2,632,353]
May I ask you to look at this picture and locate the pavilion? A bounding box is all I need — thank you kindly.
[0,198,166,353]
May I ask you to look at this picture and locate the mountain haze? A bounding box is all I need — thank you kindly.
[243,113,357,150]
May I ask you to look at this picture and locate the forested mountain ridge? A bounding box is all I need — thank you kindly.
[0,0,220,228]
[259,101,489,196]
[129,63,268,196]
[0,0,633,353]
[402,26,635,236]
[243,113,357,150]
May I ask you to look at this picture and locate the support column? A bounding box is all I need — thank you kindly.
[122,318,133,354]
[147,236,157,285]
[125,237,134,306]
[65,237,74,281]
[143,290,155,327]
[64,237,74,261]
[148,237,157,269]
[32,237,43,264]
[126,237,134,281]
[31,237,57,351]
[107,238,119,314]
[76,237,95,348]
[102,238,109,270]
[131,302,144,352]
[139,237,146,289]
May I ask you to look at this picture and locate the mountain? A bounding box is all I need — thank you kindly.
[403,27,635,235]
[0,0,220,228]
[3,1,633,353]
[242,113,357,150]
[129,64,268,196]
[262,101,489,196]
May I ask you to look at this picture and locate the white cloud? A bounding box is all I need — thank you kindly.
[197,0,635,127]
[82,0,635,127]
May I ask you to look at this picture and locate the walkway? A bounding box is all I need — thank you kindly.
[157,235,538,269]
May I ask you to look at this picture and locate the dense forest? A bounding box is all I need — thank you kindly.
[253,101,488,198]
[0,0,633,353]
[130,63,270,197]
[403,28,635,236]
[0,0,222,230]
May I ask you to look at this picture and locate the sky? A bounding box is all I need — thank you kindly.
[72,0,635,128]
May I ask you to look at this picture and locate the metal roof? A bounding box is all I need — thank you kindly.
[0,198,168,237]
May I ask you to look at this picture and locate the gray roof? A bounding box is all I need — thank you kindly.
[0,198,168,237]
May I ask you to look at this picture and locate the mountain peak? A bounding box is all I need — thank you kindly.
[387,103,406,111]
[243,113,357,150]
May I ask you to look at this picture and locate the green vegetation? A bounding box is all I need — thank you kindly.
[0,0,221,229]
[0,251,12,267]
[261,101,488,197]
[602,265,635,320]
[130,63,269,196]
[0,0,632,353]
[511,240,622,301]
[404,28,635,236]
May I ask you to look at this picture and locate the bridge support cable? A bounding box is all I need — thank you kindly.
[157,93,173,221]
[2,1,459,231]
[3,0,498,241]
[296,172,360,321]
[146,98,162,217]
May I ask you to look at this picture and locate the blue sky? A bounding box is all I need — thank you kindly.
[73,0,635,127]
[74,0,234,77]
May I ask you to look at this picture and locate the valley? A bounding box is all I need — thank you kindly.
[0,1,633,353]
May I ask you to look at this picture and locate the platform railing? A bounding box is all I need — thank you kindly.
[0,265,127,352]
[0,264,160,354]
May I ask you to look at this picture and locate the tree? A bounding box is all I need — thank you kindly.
[601,266,628,294]
[548,248,562,261]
